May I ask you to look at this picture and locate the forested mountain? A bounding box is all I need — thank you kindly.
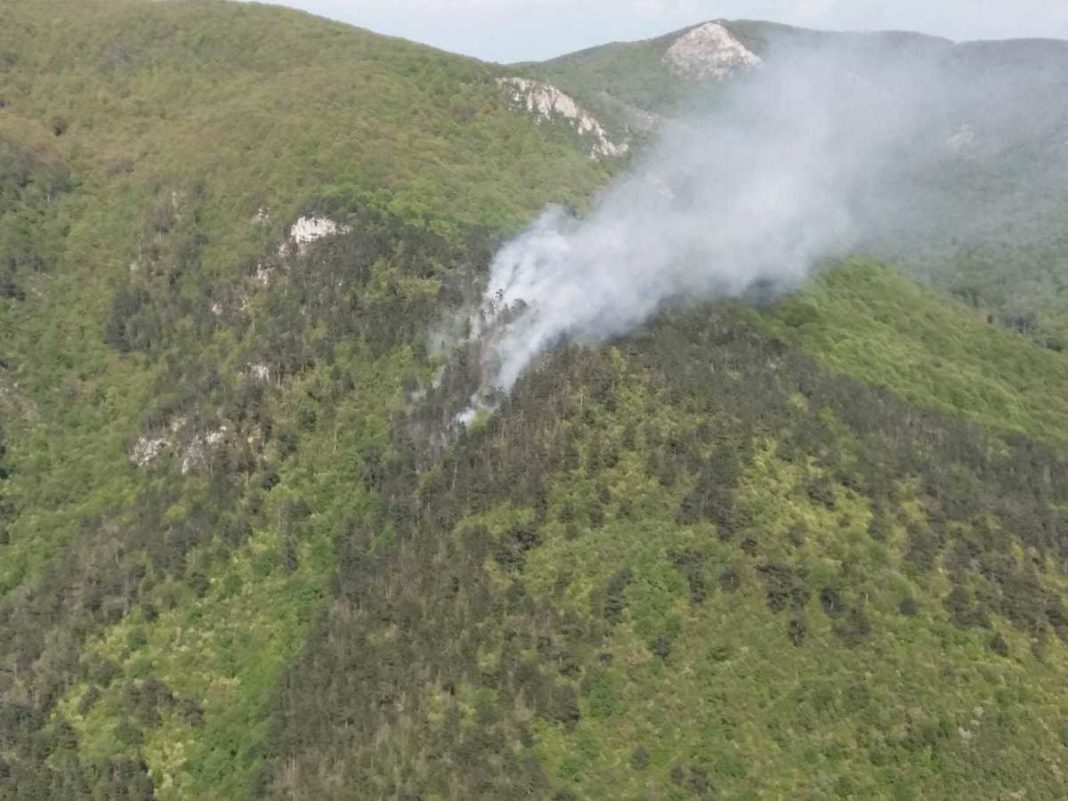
[525,21,1068,346]
[2,3,1068,800]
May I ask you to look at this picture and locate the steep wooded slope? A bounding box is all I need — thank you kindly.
[2,3,1068,800]
[0,1,609,796]
[259,287,1068,800]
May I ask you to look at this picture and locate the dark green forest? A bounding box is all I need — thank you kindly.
[3,2,1068,799]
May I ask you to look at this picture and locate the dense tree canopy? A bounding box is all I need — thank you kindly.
[3,3,1068,800]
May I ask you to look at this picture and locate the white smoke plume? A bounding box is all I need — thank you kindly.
[460,37,965,418]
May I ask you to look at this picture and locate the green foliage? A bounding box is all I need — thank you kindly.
[765,259,1068,445]
[256,308,1068,799]
[3,4,1068,800]
[0,1,609,794]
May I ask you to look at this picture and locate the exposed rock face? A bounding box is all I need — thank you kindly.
[180,426,228,474]
[130,436,169,467]
[663,22,761,80]
[247,363,271,382]
[497,77,629,159]
[129,418,230,473]
[278,215,353,257]
[289,215,349,246]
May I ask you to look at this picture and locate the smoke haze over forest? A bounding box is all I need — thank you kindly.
[466,36,980,405]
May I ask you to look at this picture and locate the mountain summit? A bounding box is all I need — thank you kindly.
[662,22,762,79]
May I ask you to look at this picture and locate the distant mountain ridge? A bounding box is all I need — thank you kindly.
[514,19,1068,346]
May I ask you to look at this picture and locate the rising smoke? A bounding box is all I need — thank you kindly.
[457,34,1016,419]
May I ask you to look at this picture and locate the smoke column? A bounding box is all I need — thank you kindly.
[462,38,951,417]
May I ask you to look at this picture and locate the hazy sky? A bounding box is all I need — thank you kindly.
[254,0,1068,62]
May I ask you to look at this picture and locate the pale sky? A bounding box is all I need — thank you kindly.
[250,0,1068,62]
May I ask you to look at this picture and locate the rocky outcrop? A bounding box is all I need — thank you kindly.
[497,77,628,159]
[663,22,761,80]
[129,418,231,473]
[180,426,229,474]
[130,436,169,467]
[289,216,349,247]
[278,215,352,257]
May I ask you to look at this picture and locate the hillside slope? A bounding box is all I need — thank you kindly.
[517,22,949,127]
[259,280,1068,800]
[0,1,612,796]
[2,3,1068,800]
[528,21,1068,346]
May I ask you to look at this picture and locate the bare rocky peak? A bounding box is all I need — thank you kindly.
[663,22,761,80]
[497,77,629,159]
